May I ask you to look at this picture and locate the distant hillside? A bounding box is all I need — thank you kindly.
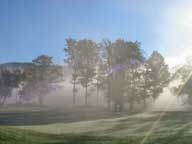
[0,62,34,71]
[0,62,71,77]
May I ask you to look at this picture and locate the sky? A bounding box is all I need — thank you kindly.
[0,0,192,66]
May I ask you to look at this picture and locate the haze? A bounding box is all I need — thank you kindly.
[1,1,192,144]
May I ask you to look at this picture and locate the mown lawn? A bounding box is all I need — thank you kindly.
[17,112,192,137]
[1,126,192,144]
[1,106,192,143]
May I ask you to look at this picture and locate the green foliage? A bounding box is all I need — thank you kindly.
[100,39,145,111]
[64,38,82,104]
[32,55,53,66]
[20,56,63,104]
[0,69,24,105]
[172,59,192,105]
[64,38,170,110]
[65,39,99,105]
[146,51,170,99]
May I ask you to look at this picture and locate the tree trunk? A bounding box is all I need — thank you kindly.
[38,95,43,105]
[16,94,18,104]
[143,98,146,108]
[16,94,20,104]
[107,99,111,110]
[129,101,134,111]
[0,96,6,106]
[85,86,88,105]
[73,81,76,105]
[113,103,118,112]
[96,86,99,105]
[119,102,124,112]
[112,102,124,112]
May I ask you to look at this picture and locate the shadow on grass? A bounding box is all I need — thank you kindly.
[0,106,128,126]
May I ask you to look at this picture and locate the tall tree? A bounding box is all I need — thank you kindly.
[146,51,170,100]
[77,39,99,105]
[94,61,106,105]
[32,55,53,104]
[100,39,113,109]
[136,65,153,107]
[117,40,144,111]
[101,39,144,111]
[64,38,80,105]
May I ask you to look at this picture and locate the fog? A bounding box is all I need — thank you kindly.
[4,61,192,112]
[150,87,185,111]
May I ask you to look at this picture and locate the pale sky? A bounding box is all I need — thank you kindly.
[0,0,192,67]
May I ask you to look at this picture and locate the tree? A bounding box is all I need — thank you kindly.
[171,57,192,105]
[32,55,53,104]
[0,69,24,105]
[64,38,80,105]
[94,61,106,105]
[119,40,144,111]
[146,51,170,100]
[32,55,53,66]
[0,70,11,105]
[178,77,192,104]
[99,39,113,109]
[124,67,143,110]
[77,39,99,105]
[136,65,153,107]
[21,55,63,104]
[101,39,144,111]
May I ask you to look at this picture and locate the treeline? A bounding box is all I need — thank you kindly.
[64,39,170,111]
[0,55,63,105]
[0,38,171,111]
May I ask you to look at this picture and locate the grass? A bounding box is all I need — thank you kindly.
[2,105,192,143]
[0,105,125,126]
[0,126,55,144]
[17,112,192,137]
[1,127,192,144]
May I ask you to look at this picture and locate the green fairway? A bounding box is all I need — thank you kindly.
[0,126,58,144]
[1,126,192,144]
[17,112,192,137]
[10,111,192,144]
[2,106,192,143]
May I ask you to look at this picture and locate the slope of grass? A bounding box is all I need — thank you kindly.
[0,126,56,144]
[2,106,192,143]
[0,105,126,126]
[2,126,192,144]
[17,112,192,137]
